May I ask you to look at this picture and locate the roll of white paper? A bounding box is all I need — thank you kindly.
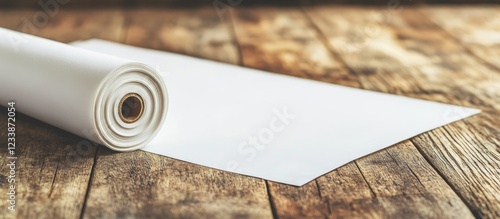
[0,28,168,151]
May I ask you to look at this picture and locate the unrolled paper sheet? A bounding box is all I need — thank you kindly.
[0,28,480,186]
[72,39,480,186]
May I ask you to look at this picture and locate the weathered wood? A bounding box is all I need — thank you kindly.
[0,9,125,43]
[0,9,124,219]
[1,6,499,219]
[5,0,500,9]
[266,181,329,218]
[81,8,273,219]
[304,6,475,72]
[83,149,272,219]
[317,141,476,219]
[36,9,126,43]
[356,141,474,218]
[124,8,239,64]
[307,6,500,218]
[231,7,359,88]
[0,0,122,8]
[412,112,500,218]
[420,6,500,71]
[0,109,95,219]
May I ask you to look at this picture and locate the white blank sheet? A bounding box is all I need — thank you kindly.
[72,39,480,186]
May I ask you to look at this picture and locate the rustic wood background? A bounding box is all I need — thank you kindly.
[1,0,500,7]
[0,4,499,219]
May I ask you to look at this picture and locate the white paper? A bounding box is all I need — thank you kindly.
[0,28,168,151]
[71,39,480,186]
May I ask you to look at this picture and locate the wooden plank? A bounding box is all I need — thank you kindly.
[304,6,474,72]
[266,181,329,218]
[0,0,123,8]
[420,6,500,71]
[0,8,125,43]
[0,110,95,219]
[0,9,124,219]
[83,149,272,218]
[124,8,239,64]
[4,0,500,8]
[318,141,476,218]
[81,8,273,219]
[230,7,359,88]
[307,6,500,218]
[355,141,474,218]
[36,8,126,43]
[412,112,500,218]
[232,6,474,218]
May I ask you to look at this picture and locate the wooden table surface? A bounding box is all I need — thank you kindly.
[0,5,499,219]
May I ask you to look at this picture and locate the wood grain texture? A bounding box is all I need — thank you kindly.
[231,7,359,88]
[307,6,500,218]
[0,5,498,219]
[232,6,476,219]
[420,6,500,71]
[318,141,476,219]
[0,9,124,219]
[0,9,125,43]
[412,112,500,218]
[1,0,497,8]
[0,109,96,219]
[304,6,473,72]
[83,149,272,219]
[81,7,273,219]
[124,8,239,64]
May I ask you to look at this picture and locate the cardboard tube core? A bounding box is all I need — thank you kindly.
[119,93,144,123]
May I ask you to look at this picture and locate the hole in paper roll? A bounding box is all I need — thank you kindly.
[119,93,144,123]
